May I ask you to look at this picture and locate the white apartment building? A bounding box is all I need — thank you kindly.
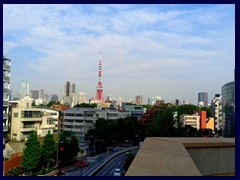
[10,96,59,141]
[181,114,200,130]
[61,107,131,153]
[211,94,222,131]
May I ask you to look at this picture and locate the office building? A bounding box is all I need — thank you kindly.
[79,92,86,104]
[198,92,208,107]
[221,81,235,137]
[19,80,30,99]
[136,95,143,105]
[3,56,11,144]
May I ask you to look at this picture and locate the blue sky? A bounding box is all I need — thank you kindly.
[3,4,235,105]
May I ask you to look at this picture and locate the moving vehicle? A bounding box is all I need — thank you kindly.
[77,159,89,167]
[114,168,121,176]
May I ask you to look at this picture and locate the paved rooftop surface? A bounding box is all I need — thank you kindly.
[125,137,235,176]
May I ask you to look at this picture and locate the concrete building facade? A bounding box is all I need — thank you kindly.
[60,107,130,153]
[211,94,222,131]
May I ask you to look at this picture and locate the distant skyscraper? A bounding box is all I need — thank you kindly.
[198,92,208,107]
[95,51,104,102]
[50,94,58,102]
[175,99,180,106]
[136,95,143,105]
[19,80,30,99]
[79,92,86,104]
[30,90,39,99]
[148,96,161,105]
[64,81,76,97]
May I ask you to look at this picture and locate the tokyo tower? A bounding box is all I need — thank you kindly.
[95,51,104,102]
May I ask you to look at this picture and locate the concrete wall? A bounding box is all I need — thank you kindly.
[125,137,235,176]
[187,146,235,175]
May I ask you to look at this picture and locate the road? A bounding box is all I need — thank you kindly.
[63,147,137,176]
[95,148,139,176]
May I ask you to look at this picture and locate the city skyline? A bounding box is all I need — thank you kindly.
[3,4,235,105]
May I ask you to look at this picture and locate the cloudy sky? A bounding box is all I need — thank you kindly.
[3,4,235,105]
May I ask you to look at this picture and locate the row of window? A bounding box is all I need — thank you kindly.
[65,119,93,123]
[64,113,95,117]
[21,111,42,118]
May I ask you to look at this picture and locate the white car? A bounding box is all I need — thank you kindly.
[114,168,121,176]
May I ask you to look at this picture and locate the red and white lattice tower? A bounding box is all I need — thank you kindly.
[95,51,104,102]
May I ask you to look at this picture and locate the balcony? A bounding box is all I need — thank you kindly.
[21,127,36,132]
[3,100,9,106]
[3,88,10,94]
[21,118,42,122]
[3,76,10,82]
[3,63,10,71]
[42,124,55,128]
[3,113,8,119]
[3,125,9,132]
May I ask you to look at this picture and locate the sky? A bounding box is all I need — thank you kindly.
[3,4,235,105]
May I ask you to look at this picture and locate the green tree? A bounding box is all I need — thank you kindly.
[148,105,176,136]
[74,103,97,108]
[124,151,135,172]
[47,101,60,107]
[21,131,41,174]
[69,134,80,160]
[41,131,56,169]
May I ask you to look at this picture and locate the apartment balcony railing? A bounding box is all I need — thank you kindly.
[3,125,9,132]
[42,124,55,128]
[3,100,9,106]
[3,113,8,119]
[3,76,10,82]
[3,63,11,71]
[3,88,10,94]
[20,127,36,132]
[21,118,42,122]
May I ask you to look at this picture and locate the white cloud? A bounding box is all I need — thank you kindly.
[3,4,235,104]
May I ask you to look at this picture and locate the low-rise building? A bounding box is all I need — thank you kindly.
[10,96,59,141]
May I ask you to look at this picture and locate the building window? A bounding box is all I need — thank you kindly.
[14,113,18,118]
[47,118,55,125]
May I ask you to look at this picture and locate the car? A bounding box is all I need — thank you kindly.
[114,168,121,176]
[77,159,89,167]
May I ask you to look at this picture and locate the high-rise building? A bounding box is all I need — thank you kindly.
[175,99,180,106]
[19,80,30,99]
[148,96,161,105]
[30,90,39,99]
[221,81,235,137]
[95,51,104,102]
[136,95,143,105]
[63,81,76,106]
[64,81,76,97]
[50,94,58,102]
[3,56,11,144]
[211,94,222,132]
[79,92,86,104]
[198,92,208,107]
